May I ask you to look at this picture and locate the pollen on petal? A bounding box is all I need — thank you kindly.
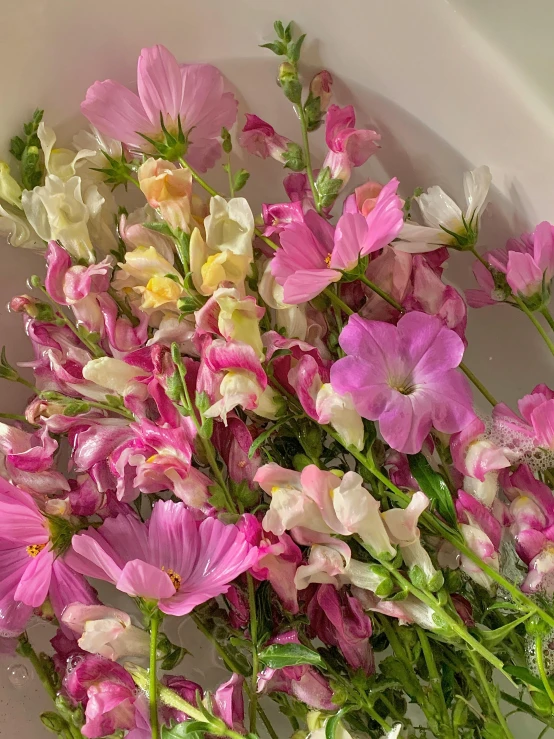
[26,543,47,558]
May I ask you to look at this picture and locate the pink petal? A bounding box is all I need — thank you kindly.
[45,242,72,304]
[506,251,542,297]
[282,268,340,304]
[331,212,368,270]
[14,546,54,607]
[81,80,153,147]
[137,45,184,125]
[117,559,175,600]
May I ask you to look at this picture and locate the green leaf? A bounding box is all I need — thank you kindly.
[9,135,26,161]
[273,20,285,38]
[177,297,199,315]
[221,127,232,154]
[287,34,306,63]
[282,142,305,172]
[283,21,294,42]
[258,643,323,669]
[408,452,457,527]
[248,417,294,458]
[161,646,188,671]
[208,484,228,510]
[260,41,286,56]
[40,711,68,734]
[162,721,209,739]
[504,665,546,692]
[479,612,532,647]
[233,169,250,192]
[144,221,174,237]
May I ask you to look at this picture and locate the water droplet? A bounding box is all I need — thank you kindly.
[7,663,30,688]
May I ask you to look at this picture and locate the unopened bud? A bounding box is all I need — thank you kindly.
[278,63,302,104]
[309,70,333,113]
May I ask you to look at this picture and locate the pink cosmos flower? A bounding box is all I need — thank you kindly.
[271,179,403,304]
[239,114,291,162]
[306,584,373,674]
[257,630,334,710]
[323,104,380,185]
[0,479,96,636]
[81,45,237,172]
[64,655,138,738]
[503,222,554,299]
[67,500,259,616]
[331,312,475,454]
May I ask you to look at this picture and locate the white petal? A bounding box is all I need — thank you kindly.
[416,185,462,231]
[463,165,492,221]
[82,357,149,395]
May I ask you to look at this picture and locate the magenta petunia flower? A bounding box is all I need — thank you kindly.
[330,312,475,453]
[67,501,259,616]
[0,479,96,636]
[81,45,237,172]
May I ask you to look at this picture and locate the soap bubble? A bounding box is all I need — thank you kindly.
[7,663,30,688]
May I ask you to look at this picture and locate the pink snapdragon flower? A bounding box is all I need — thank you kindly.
[257,630,334,709]
[493,384,554,451]
[68,501,259,615]
[271,180,403,304]
[64,655,138,738]
[81,45,237,171]
[306,584,374,674]
[262,200,305,237]
[503,222,554,301]
[61,604,150,660]
[323,105,380,185]
[239,114,291,162]
[331,312,475,454]
[0,479,96,636]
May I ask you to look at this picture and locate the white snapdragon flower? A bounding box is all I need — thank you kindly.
[395,165,491,253]
[38,123,96,181]
[258,258,308,340]
[82,357,149,398]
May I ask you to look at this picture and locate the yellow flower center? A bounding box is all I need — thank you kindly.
[162,566,182,592]
[324,253,332,266]
[26,543,47,558]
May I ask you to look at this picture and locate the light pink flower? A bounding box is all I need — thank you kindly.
[213,674,246,733]
[271,180,403,304]
[45,241,111,308]
[359,246,412,322]
[68,501,259,616]
[239,114,290,162]
[0,479,96,636]
[323,105,380,185]
[81,45,237,171]
[493,384,554,451]
[309,71,333,113]
[331,312,475,454]
[504,222,554,299]
[62,604,150,660]
[138,158,193,232]
[450,417,513,481]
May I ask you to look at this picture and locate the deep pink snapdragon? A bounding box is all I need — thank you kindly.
[331,312,475,453]
[323,104,380,185]
[67,501,259,616]
[82,45,237,171]
[239,114,291,162]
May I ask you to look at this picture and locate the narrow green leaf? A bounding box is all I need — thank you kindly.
[260,41,286,56]
[325,710,348,739]
[258,642,323,669]
[504,665,546,692]
[408,452,457,527]
[479,612,532,646]
[248,417,294,458]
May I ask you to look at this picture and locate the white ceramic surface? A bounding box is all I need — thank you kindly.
[1,0,554,735]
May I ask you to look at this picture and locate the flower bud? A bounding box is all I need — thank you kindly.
[0,161,22,207]
[309,71,333,113]
[278,63,302,104]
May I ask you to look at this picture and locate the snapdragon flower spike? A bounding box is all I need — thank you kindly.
[331,312,475,454]
[493,383,554,451]
[271,179,403,304]
[81,44,238,171]
[0,478,96,636]
[67,500,259,616]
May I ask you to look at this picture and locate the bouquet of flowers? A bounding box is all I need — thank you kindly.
[3,18,554,739]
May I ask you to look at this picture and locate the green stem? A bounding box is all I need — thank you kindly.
[108,287,139,325]
[470,246,492,270]
[18,633,56,701]
[15,375,37,391]
[192,615,279,739]
[364,703,393,733]
[359,273,402,310]
[500,692,554,731]
[296,105,321,214]
[514,295,554,357]
[459,361,498,406]
[149,610,161,739]
[179,157,218,197]
[417,626,451,732]
[377,616,428,706]
[85,398,135,420]
[323,287,354,316]
[247,574,259,734]
[540,306,554,332]
[226,155,235,198]
[0,412,33,423]
[468,652,515,739]
[536,636,554,704]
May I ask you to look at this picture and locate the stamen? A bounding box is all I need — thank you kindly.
[26,543,47,558]
[324,253,332,266]
[162,566,182,592]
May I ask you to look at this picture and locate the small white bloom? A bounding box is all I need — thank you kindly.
[315,383,364,451]
[204,370,280,424]
[38,122,96,181]
[395,165,491,253]
[258,258,308,340]
[205,195,255,258]
[82,357,149,397]
[463,472,498,508]
[62,604,150,661]
[460,523,498,590]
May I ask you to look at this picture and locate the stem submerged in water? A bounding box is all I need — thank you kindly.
[149,610,161,739]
